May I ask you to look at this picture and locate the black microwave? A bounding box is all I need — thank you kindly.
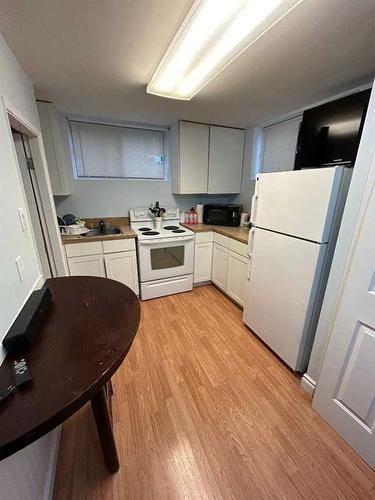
[203,204,241,226]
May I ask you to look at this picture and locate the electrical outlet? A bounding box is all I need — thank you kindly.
[18,208,28,232]
[15,256,25,283]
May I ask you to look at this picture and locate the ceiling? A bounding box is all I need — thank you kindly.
[1,0,375,128]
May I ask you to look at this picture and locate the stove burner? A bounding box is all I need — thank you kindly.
[164,225,179,230]
[142,231,160,236]
[138,227,152,231]
[172,229,186,233]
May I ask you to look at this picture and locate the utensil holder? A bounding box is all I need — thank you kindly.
[154,217,162,230]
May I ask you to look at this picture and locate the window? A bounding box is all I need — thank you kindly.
[261,116,302,173]
[69,121,166,180]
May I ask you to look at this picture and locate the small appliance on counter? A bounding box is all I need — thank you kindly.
[203,204,241,226]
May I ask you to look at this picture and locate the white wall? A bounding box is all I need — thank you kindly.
[0,32,59,500]
[0,35,42,361]
[54,114,238,218]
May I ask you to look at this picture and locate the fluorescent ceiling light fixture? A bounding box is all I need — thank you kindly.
[147,0,303,100]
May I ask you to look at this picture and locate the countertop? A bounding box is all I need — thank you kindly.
[61,218,249,245]
[181,223,250,244]
[61,217,137,245]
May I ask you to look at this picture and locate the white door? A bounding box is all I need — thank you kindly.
[226,250,248,307]
[212,243,228,291]
[208,126,244,194]
[105,251,139,295]
[194,242,213,283]
[179,121,209,194]
[251,167,344,242]
[68,254,105,277]
[313,178,375,468]
[243,227,327,371]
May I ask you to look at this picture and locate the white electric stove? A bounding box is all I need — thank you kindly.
[130,208,195,300]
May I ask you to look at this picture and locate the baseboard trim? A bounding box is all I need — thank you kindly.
[43,426,61,500]
[193,281,212,287]
[300,374,316,396]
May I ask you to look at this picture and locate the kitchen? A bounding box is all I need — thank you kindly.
[1,1,375,499]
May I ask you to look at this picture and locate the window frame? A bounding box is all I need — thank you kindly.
[68,118,169,182]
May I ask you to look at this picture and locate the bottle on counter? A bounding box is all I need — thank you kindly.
[192,208,198,224]
[185,210,191,224]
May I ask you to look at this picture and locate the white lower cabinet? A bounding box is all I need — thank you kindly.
[226,250,248,307]
[65,239,139,295]
[194,233,214,283]
[67,254,106,277]
[212,243,229,290]
[104,251,139,295]
[197,233,248,307]
[194,242,213,283]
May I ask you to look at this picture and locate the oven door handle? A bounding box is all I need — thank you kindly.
[139,235,195,245]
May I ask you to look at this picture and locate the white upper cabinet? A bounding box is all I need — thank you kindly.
[208,126,244,194]
[171,121,209,194]
[37,101,70,196]
[171,121,244,194]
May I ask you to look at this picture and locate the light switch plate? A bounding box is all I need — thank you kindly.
[15,256,25,283]
[18,208,28,232]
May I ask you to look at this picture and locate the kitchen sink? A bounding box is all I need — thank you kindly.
[85,227,122,236]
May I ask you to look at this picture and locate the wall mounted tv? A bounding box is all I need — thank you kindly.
[294,88,371,170]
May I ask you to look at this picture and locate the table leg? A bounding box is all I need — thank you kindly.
[91,385,119,473]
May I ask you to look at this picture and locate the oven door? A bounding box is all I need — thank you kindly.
[138,236,195,282]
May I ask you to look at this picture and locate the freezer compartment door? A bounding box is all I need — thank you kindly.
[252,167,344,243]
[243,228,327,371]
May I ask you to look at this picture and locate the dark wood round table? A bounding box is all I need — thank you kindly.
[0,276,140,472]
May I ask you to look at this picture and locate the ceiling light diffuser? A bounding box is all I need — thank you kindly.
[147,0,303,100]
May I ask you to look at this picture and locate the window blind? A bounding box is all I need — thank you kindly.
[261,116,302,173]
[70,121,165,179]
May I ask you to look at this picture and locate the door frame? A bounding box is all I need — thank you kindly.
[12,132,53,278]
[4,96,67,277]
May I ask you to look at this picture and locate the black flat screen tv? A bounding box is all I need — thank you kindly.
[294,89,371,170]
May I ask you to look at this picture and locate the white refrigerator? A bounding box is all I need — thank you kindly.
[243,167,351,372]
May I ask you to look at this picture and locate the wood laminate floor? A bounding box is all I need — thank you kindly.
[53,285,375,499]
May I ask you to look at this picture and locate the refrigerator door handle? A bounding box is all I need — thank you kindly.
[247,228,256,280]
[250,176,260,224]
[248,227,255,255]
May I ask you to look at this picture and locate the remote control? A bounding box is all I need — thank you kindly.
[12,358,32,387]
[0,384,16,404]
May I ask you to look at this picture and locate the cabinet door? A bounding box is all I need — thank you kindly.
[68,254,105,277]
[194,242,213,283]
[104,251,139,295]
[178,121,209,194]
[211,243,228,290]
[226,250,248,307]
[37,102,70,195]
[208,126,244,194]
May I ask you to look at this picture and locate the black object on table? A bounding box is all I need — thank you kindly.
[0,276,140,473]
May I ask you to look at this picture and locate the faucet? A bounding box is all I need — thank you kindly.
[98,219,106,234]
